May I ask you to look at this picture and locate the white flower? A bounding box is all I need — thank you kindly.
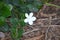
[24,12,36,25]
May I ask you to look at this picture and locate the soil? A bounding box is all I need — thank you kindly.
[21,0,60,40]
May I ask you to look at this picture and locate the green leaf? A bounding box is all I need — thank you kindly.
[19,13,25,19]
[18,6,28,13]
[8,4,13,11]
[0,16,5,26]
[47,0,54,2]
[27,4,38,12]
[11,26,16,39]
[40,0,47,3]
[0,2,11,17]
[33,1,43,9]
[10,18,19,26]
[18,28,23,39]
[25,0,34,4]
[0,2,4,9]
[18,0,25,5]
[11,26,23,40]
[19,19,26,27]
[0,23,9,32]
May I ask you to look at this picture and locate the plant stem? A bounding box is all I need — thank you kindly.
[45,3,60,8]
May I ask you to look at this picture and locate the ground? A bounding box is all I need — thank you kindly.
[0,0,60,40]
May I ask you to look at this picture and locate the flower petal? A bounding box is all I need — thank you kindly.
[25,13,28,17]
[24,19,28,23]
[31,17,36,21]
[29,12,33,17]
[28,21,33,25]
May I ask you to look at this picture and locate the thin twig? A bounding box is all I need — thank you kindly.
[23,29,39,35]
[54,20,60,25]
[25,35,44,40]
[45,16,52,40]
